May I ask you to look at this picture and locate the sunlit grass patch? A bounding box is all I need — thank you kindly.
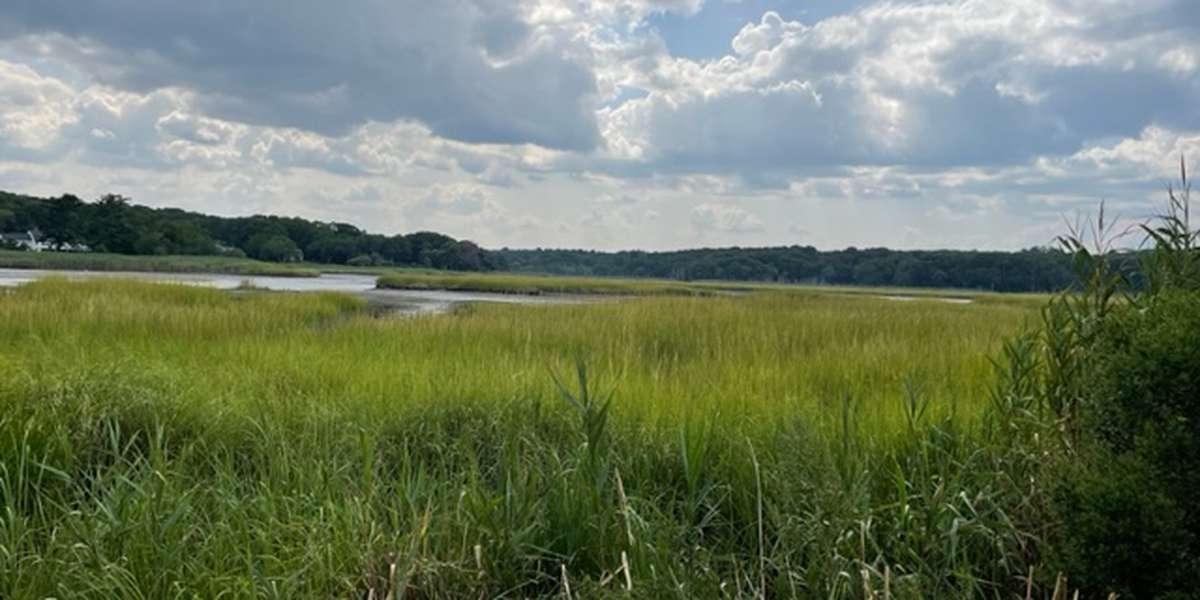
[0,248,320,277]
[0,279,1039,597]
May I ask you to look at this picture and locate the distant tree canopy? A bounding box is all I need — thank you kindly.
[0,191,499,270]
[495,245,1142,293]
[1,189,1138,292]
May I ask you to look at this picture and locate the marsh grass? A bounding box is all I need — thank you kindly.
[0,277,1041,597]
[0,249,320,277]
[376,271,747,296]
[375,271,1050,306]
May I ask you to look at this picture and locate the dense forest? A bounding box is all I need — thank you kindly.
[3,189,1137,291]
[496,246,1116,292]
[0,191,497,270]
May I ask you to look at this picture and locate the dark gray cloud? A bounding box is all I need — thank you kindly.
[0,0,601,150]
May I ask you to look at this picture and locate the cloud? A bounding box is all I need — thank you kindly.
[0,1,602,150]
[0,59,77,155]
[1043,126,1200,182]
[0,0,1198,254]
[402,182,548,242]
[602,1,1200,173]
[690,202,764,233]
[411,184,495,218]
[531,0,706,25]
[787,223,809,236]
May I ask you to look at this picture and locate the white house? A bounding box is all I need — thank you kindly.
[0,230,49,252]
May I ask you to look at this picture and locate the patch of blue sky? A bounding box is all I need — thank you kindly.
[643,0,874,60]
[604,85,650,108]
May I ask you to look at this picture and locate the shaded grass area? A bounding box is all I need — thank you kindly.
[376,271,1052,307]
[0,249,320,277]
[791,283,1047,304]
[376,271,750,296]
[0,279,1042,597]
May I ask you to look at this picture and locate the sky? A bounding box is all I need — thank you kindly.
[0,0,1198,251]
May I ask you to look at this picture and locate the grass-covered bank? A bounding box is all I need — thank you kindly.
[374,270,1053,305]
[0,249,320,277]
[375,271,751,296]
[0,279,1040,597]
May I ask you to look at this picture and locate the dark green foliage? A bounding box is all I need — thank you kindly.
[1052,450,1195,599]
[1054,166,1200,599]
[161,221,219,255]
[305,234,360,264]
[40,194,86,246]
[997,160,1200,598]
[86,194,140,253]
[0,190,496,269]
[245,233,303,262]
[1,186,1125,290]
[496,245,1093,292]
[1087,291,1200,459]
[1051,290,1200,598]
[346,254,377,267]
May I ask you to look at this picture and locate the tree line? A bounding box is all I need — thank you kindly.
[496,245,1144,293]
[0,191,498,270]
[3,189,1141,292]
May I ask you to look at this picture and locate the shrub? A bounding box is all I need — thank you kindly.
[1052,449,1194,599]
[1053,290,1200,597]
[1038,161,1200,597]
[1087,291,1200,465]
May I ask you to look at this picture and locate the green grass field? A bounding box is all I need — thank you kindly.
[0,278,1045,597]
[374,270,1048,306]
[376,271,755,296]
[0,249,320,277]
